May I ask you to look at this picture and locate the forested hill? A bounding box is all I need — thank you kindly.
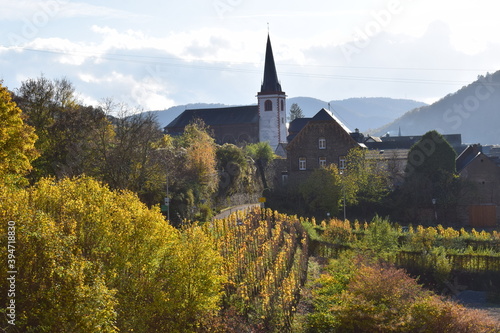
[374,71,500,145]
[147,97,426,133]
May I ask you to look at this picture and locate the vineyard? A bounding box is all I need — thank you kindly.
[311,217,500,290]
[204,207,309,331]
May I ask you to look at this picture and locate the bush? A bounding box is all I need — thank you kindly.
[306,253,500,333]
[0,177,225,332]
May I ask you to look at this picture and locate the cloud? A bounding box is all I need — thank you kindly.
[2,17,500,113]
[0,0,145,21]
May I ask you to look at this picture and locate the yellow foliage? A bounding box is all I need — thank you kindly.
[0,176,225,332]
[0,83,39,185]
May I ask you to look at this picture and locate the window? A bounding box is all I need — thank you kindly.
[339,156,346,170]
[299,157,306,170]
[281,99,284,111]
[264,100,273,111]
[318,137,326,149]
[319,157,327,168]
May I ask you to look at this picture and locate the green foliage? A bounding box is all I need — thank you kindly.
[395,130,462,224]
[216,143,255,197]
[245,141,276,190]
[245,141,276,163]
[362,215,399,257]
[343,147,390,206]
[0,82,39,185]
[406,130,457,178]
[300,164,342,217]
[0,176,225,332]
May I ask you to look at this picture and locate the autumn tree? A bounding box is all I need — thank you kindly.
[0,177,225,332]
[0,82,39,185]
[162,119,218,222]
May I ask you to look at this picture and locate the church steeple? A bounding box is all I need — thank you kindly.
[260,34,283,94]
[257,34,287,151]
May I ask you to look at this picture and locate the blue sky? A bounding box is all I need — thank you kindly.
[1,0,500,110]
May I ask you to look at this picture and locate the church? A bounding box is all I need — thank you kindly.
[165,35,288,153]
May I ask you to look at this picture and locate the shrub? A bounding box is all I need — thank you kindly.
[307,254,500,333]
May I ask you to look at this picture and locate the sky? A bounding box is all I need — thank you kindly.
[1,0,500,111]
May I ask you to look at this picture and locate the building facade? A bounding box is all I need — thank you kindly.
[286,108,364,182]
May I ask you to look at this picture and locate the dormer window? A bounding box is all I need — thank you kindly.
[264,100,273,111]
[318,137,326,149]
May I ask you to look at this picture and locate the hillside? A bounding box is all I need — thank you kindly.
[374,71,500,145]
[289,96,426,132]
[148,97,426,132]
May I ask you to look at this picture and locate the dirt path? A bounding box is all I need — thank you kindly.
[212,203,261,220]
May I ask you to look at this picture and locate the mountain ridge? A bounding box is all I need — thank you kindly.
[148,97,427,133]
[373,71,500,145]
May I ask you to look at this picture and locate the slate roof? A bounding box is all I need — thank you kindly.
[287,108,353,142]
[260,35,283,94]
[166,105,258,132]
[456,145,482,173]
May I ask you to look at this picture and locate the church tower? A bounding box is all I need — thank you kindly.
[258,34,287,151]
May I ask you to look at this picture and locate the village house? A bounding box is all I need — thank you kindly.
[456,144,500,227]
[285,108,365,183]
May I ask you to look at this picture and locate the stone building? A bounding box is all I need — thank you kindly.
[285,108,365,182]
[457,144,500,226]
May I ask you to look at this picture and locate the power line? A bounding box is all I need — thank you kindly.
[7,46,499,87]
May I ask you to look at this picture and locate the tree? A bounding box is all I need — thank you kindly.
[288,103,304,122]
[0,82,39,185]
[300,164,342,217]
[245,141,276,190]
[0,176,225,332]
[14,76,82,180]
[395,130,460,223]
[405,130,456,179]
[161,119,218,222]
[216,143,255,197]
[343,148,390,216]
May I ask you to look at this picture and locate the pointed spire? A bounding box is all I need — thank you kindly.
[260,34,283,94]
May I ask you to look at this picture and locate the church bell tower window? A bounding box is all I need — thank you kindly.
[264,100,273,111]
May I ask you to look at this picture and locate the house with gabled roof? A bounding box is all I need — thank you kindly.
[456,144,500,227]
[285,108,365,182]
